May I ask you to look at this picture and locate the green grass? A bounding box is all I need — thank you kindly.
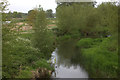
[76,37,118,78]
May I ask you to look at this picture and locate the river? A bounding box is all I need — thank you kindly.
[51,48,88,78]
[51,39,89,78]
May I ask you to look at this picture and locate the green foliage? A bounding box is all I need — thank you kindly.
[0,0,9,13]
[56,2,118,38]
[76,38,103,48]
[12,11,22,18]
[2,32,43,78]
[2,11,25,21]
[16,69,32,78]
[2,2,54,79]
[76,38,93,48]
[34,59,54,71]
[2,22,17,78]
[27,10,38,25]
[2,1,118,78]
[97,3,118,38]
[33,7,55,59]
[56,3,100,37]
[56,3,118,77]
[3,28,54,78]
[56,4,79,35]
[77,38,118,78]
[59,35,71,41]
[46,9,54,18]
[2,21,54,78]
[0,0,9,22]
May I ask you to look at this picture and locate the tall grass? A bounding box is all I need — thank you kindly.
[76,38,118,78]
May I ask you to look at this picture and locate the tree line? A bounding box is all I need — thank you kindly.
[56,2,118,39]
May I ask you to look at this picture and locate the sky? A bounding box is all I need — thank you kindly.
[8,0,57,13]
[7,0,118,13]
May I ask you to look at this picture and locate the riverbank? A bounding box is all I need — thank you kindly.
[76,37,118,78]
[55,34,118,78]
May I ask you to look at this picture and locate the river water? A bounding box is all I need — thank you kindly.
[51,48,88,78]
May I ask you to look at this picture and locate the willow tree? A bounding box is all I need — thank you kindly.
[56,2,99,37]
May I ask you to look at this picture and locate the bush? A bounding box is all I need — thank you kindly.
[59,35,71,40]
[2,33,44,78]
[34,59,54,71]
[16,69,32,78]
[76,38,93,48]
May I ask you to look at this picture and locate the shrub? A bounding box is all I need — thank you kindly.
[76,38,93,48]
[16,69,32,78]
[59,35,71,41]
[34,59,54,71]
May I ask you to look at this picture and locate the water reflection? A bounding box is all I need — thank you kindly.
[51,39,88,78]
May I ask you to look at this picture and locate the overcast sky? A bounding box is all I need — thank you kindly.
[7,0,118,13]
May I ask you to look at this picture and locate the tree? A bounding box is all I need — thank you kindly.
[97,2,118,38]
[1,0,17,78]
[46,9,54,18]
[56,2,118,38]
[56,2,98,37]
[12,11,22,18]
[0,0,9,13]
[0,0,9,21]
[33,6,55,59]
[7,11,12,20]
[27,10,37,26]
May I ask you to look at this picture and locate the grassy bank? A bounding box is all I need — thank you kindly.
[76,37,118,78]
